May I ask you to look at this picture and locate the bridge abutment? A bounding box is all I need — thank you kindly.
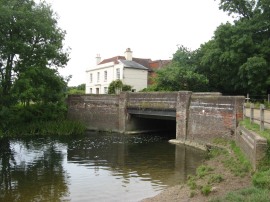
[176,91,192,141]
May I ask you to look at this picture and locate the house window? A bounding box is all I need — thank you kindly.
[116,68,120,79]
[97,72,100,82]
[90,73,93,83]
[90,88,92,94]
[96,88,99,94]
[104,70,107,82]
[104,87,108,94]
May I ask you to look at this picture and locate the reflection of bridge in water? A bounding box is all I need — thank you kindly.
[68,91,244,147]
[66,132,206,187]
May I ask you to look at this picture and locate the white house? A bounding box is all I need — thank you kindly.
[85,48,151,94]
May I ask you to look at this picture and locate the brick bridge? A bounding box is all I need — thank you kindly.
[67,92,244,147]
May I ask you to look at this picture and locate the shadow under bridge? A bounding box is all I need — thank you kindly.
[126,93,176,136]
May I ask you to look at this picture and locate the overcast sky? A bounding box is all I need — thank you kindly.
[43,0,232,86]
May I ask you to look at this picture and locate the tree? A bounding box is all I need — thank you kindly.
[12,66,66,105]
[0,0,69,107]
[148,45,208,92]
[196,0,270,95]
[108,80,132,94]
[67,84,85,95]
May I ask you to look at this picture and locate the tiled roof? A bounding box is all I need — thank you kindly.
[119,60,149,70]
[99,56,152,69]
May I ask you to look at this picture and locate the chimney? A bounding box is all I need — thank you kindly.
[124,48,132,61]
[96,54,101,64]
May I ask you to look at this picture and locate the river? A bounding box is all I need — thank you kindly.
[0,132,206,202]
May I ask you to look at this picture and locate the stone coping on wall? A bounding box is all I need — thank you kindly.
[236,126,268,170]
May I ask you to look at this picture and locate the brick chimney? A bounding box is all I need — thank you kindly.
[124,48,132,61]
[96,54,101,64]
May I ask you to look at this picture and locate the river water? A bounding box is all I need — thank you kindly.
[0,132,206,202]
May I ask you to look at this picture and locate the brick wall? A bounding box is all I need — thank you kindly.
[187,95,244,144]
[67,94,120,131]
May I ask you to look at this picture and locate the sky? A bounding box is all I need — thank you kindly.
[43,0,232,86]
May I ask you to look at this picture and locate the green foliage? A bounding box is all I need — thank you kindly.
[151,45,209,92]
[210,187,270,202]
[108,80,132,94]
[196,165,214,178]
[252,169,270,190]
[3,120,86,137]
[201,184,212,196]
[221,141,251,176]
[12,67,67,105]
[187,175,197,190]
[0,0,69,107]
[67,84,85,95]
[122,84,132,92]
[196,0,270,95]
[208,174,224,184]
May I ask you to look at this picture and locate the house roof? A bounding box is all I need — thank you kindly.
[99,56,152,69]
[119,60,149,70]
[97,55,170,72]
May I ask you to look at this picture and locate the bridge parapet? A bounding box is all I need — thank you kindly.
[127,92,178,110]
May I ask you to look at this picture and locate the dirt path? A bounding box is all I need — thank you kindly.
[245,108,270,129]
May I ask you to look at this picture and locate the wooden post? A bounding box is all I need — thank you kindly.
[260,104,265,131]
[243,103,246,119]
[250,103,254,124]
[246,93,250,103]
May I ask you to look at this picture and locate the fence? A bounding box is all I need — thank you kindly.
[245,94,270,103]
[243,103,270,131]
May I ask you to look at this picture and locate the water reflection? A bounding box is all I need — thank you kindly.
[0,132,206,202]
[0,137,69,202]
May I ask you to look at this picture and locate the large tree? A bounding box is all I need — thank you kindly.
[0,0,69,106]
[197,0,270,95]
[149,45,209,92]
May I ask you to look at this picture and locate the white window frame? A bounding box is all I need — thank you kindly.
[104,70,107,82]
[97,72,100,83]
[104,87,108,94]
[90,73,93,83]
[116,68,120,79]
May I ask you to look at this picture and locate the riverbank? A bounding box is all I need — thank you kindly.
[142,142,253,202]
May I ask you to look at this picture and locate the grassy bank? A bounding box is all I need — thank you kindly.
[0,120,86,138]
[208,120,270,201]
[0,103,87,138]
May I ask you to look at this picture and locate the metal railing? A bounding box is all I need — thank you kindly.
[243,103,270,131]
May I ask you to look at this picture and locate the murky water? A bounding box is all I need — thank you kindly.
[0,132,206,202]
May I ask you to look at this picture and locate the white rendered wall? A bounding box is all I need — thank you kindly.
[123,68,148,92]
[85,63,124,94]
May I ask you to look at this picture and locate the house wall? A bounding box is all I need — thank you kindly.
[86,63,147,94]
[85,62,123,94]
[123,68,148,92]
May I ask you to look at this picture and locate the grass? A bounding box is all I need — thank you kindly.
[210,187,270,202]
[186,137,253,199]
[210,119,270,201]
[244,101,270,109]
[2,120,86,137]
